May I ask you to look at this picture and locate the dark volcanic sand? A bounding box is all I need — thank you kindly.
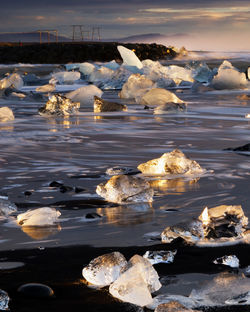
[0,241,250,312]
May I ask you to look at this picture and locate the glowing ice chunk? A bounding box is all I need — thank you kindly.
[137,88,184,106]
[117,46,143,69]
[0,73,23,90]
[82,252,127,287]
[51,71,80,84]
[66,85,103,107]
[93,96,127,112]
[17,207,61,226]
[138,149,203,176]
[36,83,56,93]
[0,107,14,122]
[96,175,154,204]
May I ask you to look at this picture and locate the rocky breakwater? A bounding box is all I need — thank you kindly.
[0,42,178,64]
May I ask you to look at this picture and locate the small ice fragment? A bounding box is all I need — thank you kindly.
[50,71,80,84]
[38,94,80,116]
[0,107,15,122]
[147,294,198,310]
[119,73,155,100]
[211,60,247,90]
[82,251,127,287]
[36,83,56,93]
[245,265,250,273]
[17,207,61,226]
[93,96,127,112]
[143,250,177,265]
[225,291,250,305]
[245,113,250,118]
[213,255,239,268]
[66,85,103,107]
[137,88,184,106]
[117,46,143,69]
[155,301,202,312]
[105,166,138,176]
[96,175,154,204]
[0,196,17,216]
[0,289,9,310]
[138,149,203,176]
[154,102,186,114]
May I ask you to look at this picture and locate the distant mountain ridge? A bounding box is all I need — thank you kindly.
[0,32,70,43]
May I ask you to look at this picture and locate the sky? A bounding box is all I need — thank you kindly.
[1,0,250,51]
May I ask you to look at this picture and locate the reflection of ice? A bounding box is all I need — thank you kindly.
[147,294,197,310]
[21,225,61,240]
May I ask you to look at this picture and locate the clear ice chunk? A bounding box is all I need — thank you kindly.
[143,250,177,265]
[119,73,155,99]
[50,71,81,84]
[17,207,61,226]
[0,195,17,216]
[89,66,114,85]
[0,107,15,122]
[137,149,203,176]
[82,251,127,287]
[211,60,247,90]
[213,255,239,268]
[0,289,9,311]
[117,46,143,69]
[96,175,154,204]
[38,94,80,116]
[66,85,103,107]
[97,66,132,90]
[0,73,23,90]
[137,88,184,106]
[79,62,96,76]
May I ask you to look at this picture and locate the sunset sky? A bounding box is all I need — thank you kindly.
[1,0,250,51]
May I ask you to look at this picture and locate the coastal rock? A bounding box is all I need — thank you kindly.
[109,255,161,307]
[137,88,184,106]
[82,251,127,287]
[0,195,17,216]
[117,45,143,69]
[211,60,247,90]
[0,107,15,122]
[17,283,54,298]
[213,255,239,268]
[119,74,155,99]
[0,73,23,90]
[161,220,204,244]
[225,143,250,152]
[66,85,103,107]
[155,301,201,312]
[0,289,10,310]
[17,207,61,226]
[137,149,203,176]
[198,205,248,239]
[93,96,127,113]
[51,71,80,84]
[154,102,187,114]
[96,175,154,204]
[143,250,177,265]
[38,94,80,116]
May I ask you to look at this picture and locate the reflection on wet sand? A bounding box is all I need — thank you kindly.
[97,203,154,226]
[21,225,61,240]
[149,178,200,195]
[94,115,143,122]
[46,117,80,129]
[0,125,14,132]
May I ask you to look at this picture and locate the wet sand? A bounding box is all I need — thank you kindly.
[1,240,250,312]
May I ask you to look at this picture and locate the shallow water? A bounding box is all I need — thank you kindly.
[0,59,250,252]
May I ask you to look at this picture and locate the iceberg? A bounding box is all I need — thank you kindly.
[213,255,239,268]
[109,255,161,307]
[102,60,120,71]
[66,85,103,107]
[0,73,23,90]
[38,94,80,116]
[0,107,15,122]
[143,250,177,265]
[117,45,143,69]
[50,71,81,84]
[0,195,17,216]
[96,175,154,204]
[119,74,155,99]
[93,96,127,113]
[137,149,203,176]
[82,252,127,287]
[137,88,184,106]
[211,60,247,90]
[17,207,61,226]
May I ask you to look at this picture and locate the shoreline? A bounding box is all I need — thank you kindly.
[0,42,177,64]
[1,241,250,311]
